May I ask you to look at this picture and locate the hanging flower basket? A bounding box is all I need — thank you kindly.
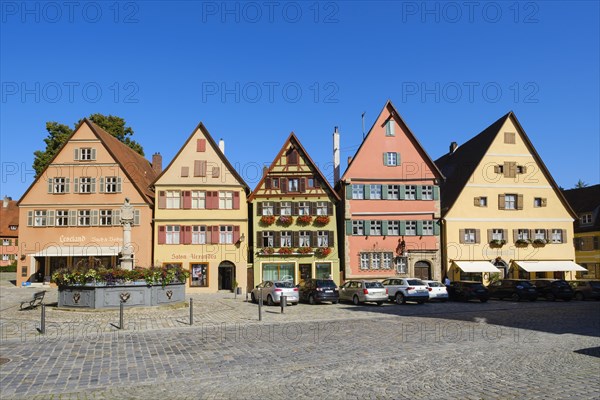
[315,247,332,257]
[261,247,275,255]
[297,247,313,254]
[278,247,294,255]
[277,216,294,226]
[314,215,330,226]
[260,215,276,226]
[297,215,313,225]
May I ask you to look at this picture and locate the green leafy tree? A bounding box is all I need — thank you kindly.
[574,179,588,189]
[33,114,144,177]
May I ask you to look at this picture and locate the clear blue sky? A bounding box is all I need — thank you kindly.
[1,1,599,199]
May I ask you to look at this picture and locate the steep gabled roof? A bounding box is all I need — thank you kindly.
[152,122,250,193]
[562,184,600,232]
[435,112,576,219]
[248,132,341,202]
[18,118,158,205]
[0,199,19,237]
[339,100,445,183]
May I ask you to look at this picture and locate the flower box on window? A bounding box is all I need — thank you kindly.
[260,215,276,226]
[315,247,332,257]
[296,215,313,225]
[489,239,506,248]
[296,247,313,255]
[515,239,531,247]
[261,247,275,255]
[278,247,293,255]
[533,238,548,247]
[277,216,294,226]
[314,216,330,226]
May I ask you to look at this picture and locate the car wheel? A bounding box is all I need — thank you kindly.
[575,292,584,301]
[395,293,405,305]
[309,295,316,305]
[546,293,555,301]
[376,301,383,306]
[511,293,520,302]
[267,295,274,306]
[332,300,339,304]
[480,298,488,303]
[250,293,257,303]
[417,300,425,305]
[353,295,360,305]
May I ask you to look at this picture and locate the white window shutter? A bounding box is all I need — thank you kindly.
[117,178,122,193]
[99,177,105,193]
[65,178,70,193]
[48,178,53,193]
[74,178,79,193]
[68,210,77,226]
[47,210,55,226]
[74,148,80,161]
[134,210,140,226]
[113,210,121,226]
[91,210,99,226]
[91,178,96,193]
[91,148,96,160]
[27,211,33,226]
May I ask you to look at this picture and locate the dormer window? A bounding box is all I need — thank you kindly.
[580,213,593,225]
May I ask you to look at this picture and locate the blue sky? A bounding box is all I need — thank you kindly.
[1,1,599,198]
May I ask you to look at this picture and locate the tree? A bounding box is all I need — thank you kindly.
[32,114,144,177]
[574,179,588,189]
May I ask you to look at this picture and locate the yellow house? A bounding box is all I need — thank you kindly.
[435,112,584,283]
[563,185,600,279]
[152,123,250,293]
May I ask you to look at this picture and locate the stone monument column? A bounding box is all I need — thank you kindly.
[120,198,135,271]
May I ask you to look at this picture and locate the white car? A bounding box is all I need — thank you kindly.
[381,278,430,304]
[422,280,449,302]
[251,281,299,305]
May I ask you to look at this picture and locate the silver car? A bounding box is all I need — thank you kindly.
[339,280,388,305]
[251,281,299,305]
[382,278,430,304]
[422,280,449,302]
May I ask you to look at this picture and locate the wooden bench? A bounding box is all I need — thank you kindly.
[20,291,46,310]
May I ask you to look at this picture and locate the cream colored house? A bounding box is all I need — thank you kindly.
[152,123,250,293]
[435,112,584,283]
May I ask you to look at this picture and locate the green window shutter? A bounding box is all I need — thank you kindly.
[47,210,55,226]
[396,153,401,165]
[416,186,423,200]
[346,185,353,200]
[74,178,79,193]
[434,220,440,236]
[91,210,99,226]
[382,185,388,200]
[399,221,407,235]
[48,178,53,193]
[433,186,440,200]
[399,185,406,200]
[364,185,371,200]
[382,220,389,236]
[134,210,140,226]
[364,221,371,236]
[383,153,388,166]
[27,211,33,226]
[416,220,423,236]
[345,220,353,235]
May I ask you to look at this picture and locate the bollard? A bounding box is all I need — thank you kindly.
[39,304,46,334]
[280,295,286,314]
[245,292,248,302]
[119,302,125,330]
[189,298,193,326]
[258,288,263,321]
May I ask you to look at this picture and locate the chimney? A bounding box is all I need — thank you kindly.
[219,138,225,154]
[333,126,340,185]
[262,166,269,176]
[152,152,163,175]
[449,142,458,154]
[3,196,10,208]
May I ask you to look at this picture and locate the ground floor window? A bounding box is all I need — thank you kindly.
[459,271,482,281]
[49,256,68,275]
[263,263,294,282]
[315,263,331,279]
[359,252,394,270]
[191,263,209,287]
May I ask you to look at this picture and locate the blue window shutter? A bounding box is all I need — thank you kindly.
[345,220,353,235]
[434,220,440,236]
[399,185,406,200]
[433,186,440,200]
[346,185,353,200]
[416,186,423,200]
[416,220,423,236]
[399,221,406,235]
[364,221,371,236]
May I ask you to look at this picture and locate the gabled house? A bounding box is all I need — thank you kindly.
[435,112,584,282]
[563,184,600,279]
[336,101,444,281]
[1,196,19,267]
[17,119,159,286]
[248,133,341,286]
[152,123,250,292]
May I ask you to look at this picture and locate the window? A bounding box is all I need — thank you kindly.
[262,202,274,216]
[262,231,274,248]
[386,152,398,166]
[385,119,395,136]
[352,184,364,199]
[505,194,516,210]
[387,185,399,200]
[581,213,593,225]
[370,221,382,236]
[388,221,399,235]
[504,132,516,144]
[99,209,112,226]
[219,191,233,209]
[271,178,279,189]
[551,229,563,243]
[166,225,180,244]
[280,202,292,216]
[56,210,68,226]
[478,197,488,207]
[464,229,476,244]
[105,176,120,193]
[315,263,331,279]
[288,178,299,192]
[421,186,433,200]
[287,149,299,165]
[534,197,542,207]
[53,177,68,194]
[78,177,94,193]
[360,253,370,270]
[517,229,530,240]
[534,229,546,240]
[192,226,206,244]
[280,231,292,247]
[1,255,8,261]
[191,191,206,209]
[492,229,504,241]
[298,202,309,215]
[299,231,310,247]
[80,148,94,160]
[307,177,316,188]
[372,253,381,269]
[352,221,364,235]
[404,185,416,200]
[422,221,434,235]
[317,231,328,247]
[2,239,10,246]
[78,210,91,226]
[370,185,382,199]
[517,165,526,174]
[9,225,17,231]
[359,252,395,270]
[190,264,208,287]
[382,253,393,269]
[220,226,233,244]
[166,191,181,209]
[34,210,47,226]
[405,221,417,236]
[316,201,328,216]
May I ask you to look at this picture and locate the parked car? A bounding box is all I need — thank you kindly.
[251,281,299,305]
[448,281,489,302]
[530,279,574,301]
[422,280,449,302]
[381,278,429,304]
[339,280,388,305]
[298,279,339,305]
[487,279,538,302]
[568,280,600,301]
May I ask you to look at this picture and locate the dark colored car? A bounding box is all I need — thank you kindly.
[448,281,489,302]
[298,279,339,305]
[487,279,538,302]
[568,280,600,301]
[530,279,574,301]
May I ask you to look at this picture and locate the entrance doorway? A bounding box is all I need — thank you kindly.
[218,261,235,290]
[414,261,431,280]
[299,264,312,282]
[494,259,508,278]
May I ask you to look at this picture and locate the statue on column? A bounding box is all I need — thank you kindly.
[120,198,135,271]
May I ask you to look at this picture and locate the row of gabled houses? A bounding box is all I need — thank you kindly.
[11,101,597,292]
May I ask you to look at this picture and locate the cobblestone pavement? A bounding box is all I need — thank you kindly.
[1,277,599,399]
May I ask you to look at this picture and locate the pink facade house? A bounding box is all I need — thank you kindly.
[336,101,445,280]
